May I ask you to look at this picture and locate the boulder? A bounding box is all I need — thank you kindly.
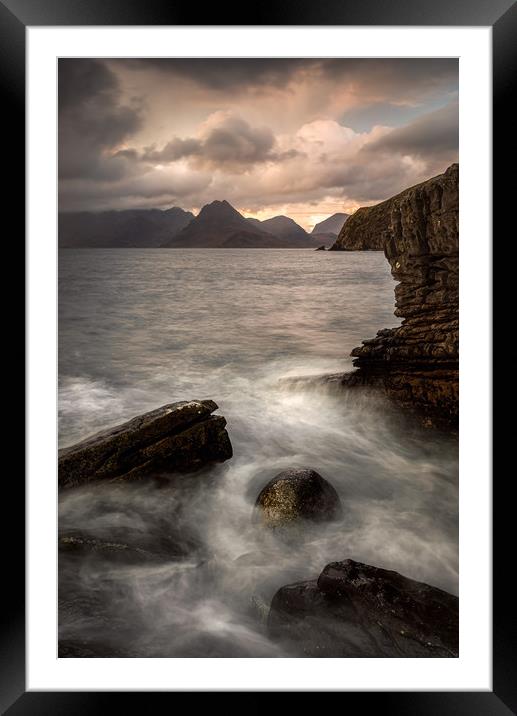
[58,399,232,488]
[314,245,326,251]
[268,558,458,657]
[255,468,342,528]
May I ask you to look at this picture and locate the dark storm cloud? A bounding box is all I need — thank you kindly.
[363,101,458,160]
[58,59,115,109]
[59,59,143,180]
[142,113,301,169]
[122,57,458,99]
[144,138,201,163]
[122,58,311,90]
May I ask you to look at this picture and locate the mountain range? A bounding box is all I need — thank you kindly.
[59,200,349,249]
[58,207,194,248]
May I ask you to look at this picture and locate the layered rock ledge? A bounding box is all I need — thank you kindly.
[268,558,458,658]
[332,164,459,428]
[58,399,232,488]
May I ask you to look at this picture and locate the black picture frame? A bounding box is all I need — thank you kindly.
[4,0,512,711]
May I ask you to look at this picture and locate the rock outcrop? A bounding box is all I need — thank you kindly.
[255,468,342,529]
[59,532,161,563]
[333,164,459,428]
[58,400,232,488]
[268,558,458,657]
[329,203,389,251]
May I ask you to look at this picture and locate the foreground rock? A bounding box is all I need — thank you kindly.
[58,400,232,488]
[59,532,163,563]
[331,164,459,428]
[255,468,342,529]
[268,559,458,657]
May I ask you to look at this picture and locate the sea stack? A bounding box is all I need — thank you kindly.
[335,164,459,428]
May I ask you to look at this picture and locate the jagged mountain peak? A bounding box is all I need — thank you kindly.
[197,199,242,221]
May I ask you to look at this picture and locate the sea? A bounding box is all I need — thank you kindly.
[58,248,458,657]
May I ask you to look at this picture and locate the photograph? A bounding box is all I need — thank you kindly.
[57,57,460,659]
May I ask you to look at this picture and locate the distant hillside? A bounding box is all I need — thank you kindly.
[311,213,349,237]
[59,201,340,249]
[162,200,267,247]
[59,207,194,248]
[163,201,316,248]
[246,215,312,246]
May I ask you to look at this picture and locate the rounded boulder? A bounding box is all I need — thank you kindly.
[255,468,342,529]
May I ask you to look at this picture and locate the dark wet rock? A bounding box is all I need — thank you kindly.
[331,164,459,429]
[58,483,204,559]
[59,532,164,563]
[314,245,326,251]
[278,372,350,391]
[268,558,458,657]
[58,399,233,488]
[255,468,342,528]
[58,639,136,658]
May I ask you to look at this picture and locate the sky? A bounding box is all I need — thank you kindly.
[58,58,458,231]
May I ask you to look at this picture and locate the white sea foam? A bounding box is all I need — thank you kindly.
[58,249,457,656]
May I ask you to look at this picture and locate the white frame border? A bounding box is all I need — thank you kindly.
[27,26,491,691]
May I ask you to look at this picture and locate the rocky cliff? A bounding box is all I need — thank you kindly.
[329,204,385,250]
[337,164,459,428]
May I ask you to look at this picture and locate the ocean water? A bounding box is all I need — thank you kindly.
[58,248,458,657]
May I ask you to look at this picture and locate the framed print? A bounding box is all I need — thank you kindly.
[4,0,512,710]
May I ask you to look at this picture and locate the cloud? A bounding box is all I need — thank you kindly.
[143,138,202,163]
[118,58,458,101]
[119,58,312,91]
[58,59,458,218]
[363,101,458,160]
[189,109,456,209]
[142,111,301,170]
[59,59,143,181]
[59,163,213,211]
[321,59,458,97]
